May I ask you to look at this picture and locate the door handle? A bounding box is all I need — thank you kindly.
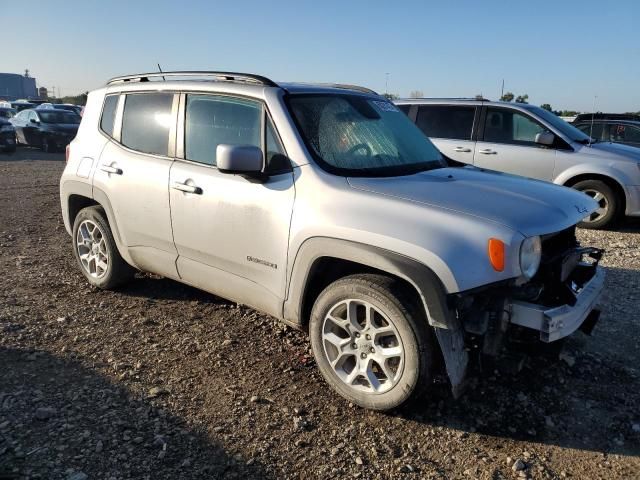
[478,149,496,155]
[100,165,123,174]
[454,147,472,153]
[172,182,202,194]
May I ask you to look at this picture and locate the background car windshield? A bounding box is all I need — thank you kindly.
[525,105,592,142]
[288,94,444,176]
[39,111,80,124]
[0,109,16,119]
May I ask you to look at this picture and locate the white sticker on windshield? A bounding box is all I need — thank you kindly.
[372,100,400,112]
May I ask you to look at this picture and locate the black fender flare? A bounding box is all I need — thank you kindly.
[283,237,468,394]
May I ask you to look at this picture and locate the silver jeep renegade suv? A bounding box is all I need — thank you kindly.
[60,71,605,411]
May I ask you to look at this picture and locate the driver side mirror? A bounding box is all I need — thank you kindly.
[30,118,39,124]
[535,131,555,147]
[217,144,265,179]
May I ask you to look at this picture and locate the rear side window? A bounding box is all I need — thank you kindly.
[185,94,261,166]
[609,124,640,143]
[100,95,119,137]
[483,108,548,145]
[416,105,475,140]
[121,93,174,156]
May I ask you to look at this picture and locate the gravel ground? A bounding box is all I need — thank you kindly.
[1,148,639,480]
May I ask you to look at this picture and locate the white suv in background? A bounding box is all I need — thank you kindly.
[396,98,640,229]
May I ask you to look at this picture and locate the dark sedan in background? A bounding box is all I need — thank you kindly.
[11,109,80,152]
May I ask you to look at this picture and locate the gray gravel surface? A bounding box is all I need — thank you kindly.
[1,148,639,479]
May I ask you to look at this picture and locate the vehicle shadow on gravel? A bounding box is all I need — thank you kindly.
[119,274,234,306]
[0,347,269,480]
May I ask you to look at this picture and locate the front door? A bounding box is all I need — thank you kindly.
[474,106,556,181]
[169,93,295,315]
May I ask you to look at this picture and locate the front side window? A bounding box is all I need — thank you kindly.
[416,105,475,140]
[483,108,548,145]
[100,95,119,137]
[185,94,261,166]
[265,116,290,172]
[121,93,174,156]
[287,94,444,176]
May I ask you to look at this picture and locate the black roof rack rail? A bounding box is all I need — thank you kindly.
[397,96,488,101]
[282,82,377,95]
[106,71,278,87]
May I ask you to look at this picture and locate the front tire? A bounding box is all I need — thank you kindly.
[573,179,619,229]
[72,206,134,289]
[309,274,435,411]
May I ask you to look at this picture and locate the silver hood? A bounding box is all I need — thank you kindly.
[348,167,598,237]
[578,141,640,161]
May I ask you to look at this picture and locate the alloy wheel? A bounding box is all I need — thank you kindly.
[321,299,405,394]
[582,189,609,223]
[76,220,109,278]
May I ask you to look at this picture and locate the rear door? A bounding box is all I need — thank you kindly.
[93,92,179,277]
[474,106,556,181]
[414,104,477,164]
[169,93,295,314]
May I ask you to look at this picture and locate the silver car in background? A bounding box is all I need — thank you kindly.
[396,98,640,229]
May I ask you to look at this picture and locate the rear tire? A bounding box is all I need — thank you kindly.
[573,179,619,229]
[72,206,134,289]
[309,274,436,411]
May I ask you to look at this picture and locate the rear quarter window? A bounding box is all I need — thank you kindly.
[100,95,119,137]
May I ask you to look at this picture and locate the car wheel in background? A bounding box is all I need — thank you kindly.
[72,206,134,289]
[309,274,435,411]
[573,179,619,229]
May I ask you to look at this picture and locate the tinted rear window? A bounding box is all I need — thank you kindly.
[100,95,119,137]
[121,93,173,156]
[416,105,475,140]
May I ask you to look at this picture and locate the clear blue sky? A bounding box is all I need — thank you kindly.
[4,0,639,112]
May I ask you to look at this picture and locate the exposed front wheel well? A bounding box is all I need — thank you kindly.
[299,257,422,329]
[563,173,626,214]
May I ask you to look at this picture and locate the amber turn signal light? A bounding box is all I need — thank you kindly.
[488,238,505,272]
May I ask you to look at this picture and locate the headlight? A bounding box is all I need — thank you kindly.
[0,125,14,133]
[519,236,541,279]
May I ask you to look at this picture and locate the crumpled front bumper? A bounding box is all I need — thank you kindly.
[509,265,605,342]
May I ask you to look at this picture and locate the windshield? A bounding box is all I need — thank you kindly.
[39,111,80,124]
[524,105,593,143]
[287,94,444,176]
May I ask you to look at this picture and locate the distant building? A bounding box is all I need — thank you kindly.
[0,71,38,101]
[38,86,48,99]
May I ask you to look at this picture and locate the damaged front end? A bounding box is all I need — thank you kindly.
[451,226,605,359]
